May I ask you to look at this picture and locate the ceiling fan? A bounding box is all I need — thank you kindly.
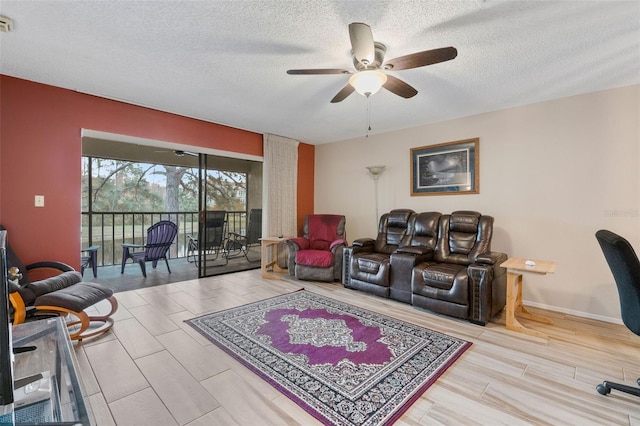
[154,149,198,157]
[287,22,457,103]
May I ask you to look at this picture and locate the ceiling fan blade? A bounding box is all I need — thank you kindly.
[287,69,351,75]
[383,75,418,99]
[330,84,355,103]
[384,46,458,71]
[349,22,375,66]
[175,150,198,157]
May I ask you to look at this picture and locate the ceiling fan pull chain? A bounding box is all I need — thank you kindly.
[366,95,372,138]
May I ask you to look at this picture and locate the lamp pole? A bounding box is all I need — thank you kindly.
[366,165,386,229]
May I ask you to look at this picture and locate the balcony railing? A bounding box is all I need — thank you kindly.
[81,210,248,267]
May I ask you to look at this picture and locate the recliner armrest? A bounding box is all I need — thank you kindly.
[389,251,434,303]
[330,239,347,251]
[352,238,374,247]
[395,246,434,256]
[467,264,493,325]
[475,252,508,266]
[26,261,74,273]
[284,237,310,276]
[285,237,310,250]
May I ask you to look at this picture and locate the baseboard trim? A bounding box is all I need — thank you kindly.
[523,300,623,325]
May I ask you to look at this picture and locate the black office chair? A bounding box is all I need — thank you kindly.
[595,229,640,397]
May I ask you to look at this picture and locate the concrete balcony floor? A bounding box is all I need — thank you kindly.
[84,246,261,293]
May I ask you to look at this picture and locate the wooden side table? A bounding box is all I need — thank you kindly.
[260,237,288,279]
[500,257,557,338]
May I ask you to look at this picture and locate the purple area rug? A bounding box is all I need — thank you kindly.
[186,290,471,425]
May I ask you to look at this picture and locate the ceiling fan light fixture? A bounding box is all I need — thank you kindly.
[349,70,387,97]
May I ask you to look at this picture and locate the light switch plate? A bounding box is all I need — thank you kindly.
[34,195,44,207]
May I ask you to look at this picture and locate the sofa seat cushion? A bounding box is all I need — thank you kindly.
[355,253,388,275]
[349,253,391,287]
[296,249,334,268]
[412,262,469,306]
[419,263,466,289]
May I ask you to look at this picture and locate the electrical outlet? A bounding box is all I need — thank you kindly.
[34,195,45,207]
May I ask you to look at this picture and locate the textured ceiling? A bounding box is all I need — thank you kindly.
[1,1,638,144]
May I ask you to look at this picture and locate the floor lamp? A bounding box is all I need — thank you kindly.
[366,165,386,228]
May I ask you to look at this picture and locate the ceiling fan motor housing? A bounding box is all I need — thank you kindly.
[353,42,386,70]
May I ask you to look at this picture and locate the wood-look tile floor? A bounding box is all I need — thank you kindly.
[77,270,640,425]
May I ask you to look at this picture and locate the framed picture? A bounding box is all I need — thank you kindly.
[410,138,479,196]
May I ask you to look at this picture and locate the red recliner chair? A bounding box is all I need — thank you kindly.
[285,214,347,282]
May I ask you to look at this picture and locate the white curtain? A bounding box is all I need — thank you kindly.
[263,134,298,265]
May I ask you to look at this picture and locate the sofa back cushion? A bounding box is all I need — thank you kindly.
[375,209,415,254]
[435,211,493,265]
[305,214,345,251]
[407,212,441,250]
[449,211,481,255]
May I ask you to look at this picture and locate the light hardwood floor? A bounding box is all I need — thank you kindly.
[77,270,640,425]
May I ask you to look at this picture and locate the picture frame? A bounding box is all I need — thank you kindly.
[410,138,479,196]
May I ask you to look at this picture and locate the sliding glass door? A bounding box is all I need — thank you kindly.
[81,136,262,280]
[196,153,263,278]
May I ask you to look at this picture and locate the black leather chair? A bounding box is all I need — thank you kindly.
[343,209,415,297]
[595,229,640,398]
[411,211,507,325]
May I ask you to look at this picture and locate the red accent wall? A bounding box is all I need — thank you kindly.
[297,143,315,234]
[0,76,314,268]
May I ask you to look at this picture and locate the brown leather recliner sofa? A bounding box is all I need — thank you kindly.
[343,209,507,325]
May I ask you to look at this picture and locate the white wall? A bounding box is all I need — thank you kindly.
[315,84,640,323]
